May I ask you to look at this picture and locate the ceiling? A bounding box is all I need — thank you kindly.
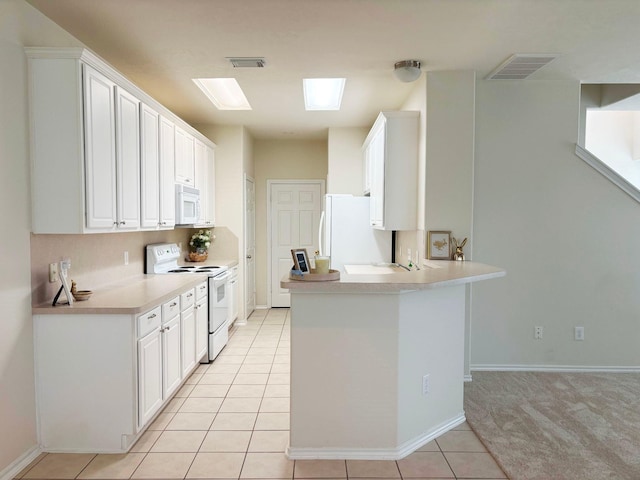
[25,0,640,139]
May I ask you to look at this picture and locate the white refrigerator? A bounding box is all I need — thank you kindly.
[319,194,392,272]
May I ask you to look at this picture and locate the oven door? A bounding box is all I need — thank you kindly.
[209,272,230,333]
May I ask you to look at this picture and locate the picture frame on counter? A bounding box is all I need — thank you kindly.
[427,230,451,260]
[291,248,310,274]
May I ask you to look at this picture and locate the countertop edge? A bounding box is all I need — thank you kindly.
[280,261,506,293]
[33,258,239,315]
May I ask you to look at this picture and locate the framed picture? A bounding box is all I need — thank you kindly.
[291,248,310,274]
[427,231,451,260]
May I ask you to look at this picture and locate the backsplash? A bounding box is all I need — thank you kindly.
[30,226,238,306]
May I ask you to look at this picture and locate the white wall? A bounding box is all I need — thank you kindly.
[254,140,328,306]
[327,127,367,195]
[471,80,640,369]
[585,110,640,189]
[0,0,83,473]
[197,125,254,321]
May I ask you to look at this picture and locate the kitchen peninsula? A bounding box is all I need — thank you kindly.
[281,261,505,460]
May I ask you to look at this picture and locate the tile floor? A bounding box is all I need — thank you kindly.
[16,308,506,480]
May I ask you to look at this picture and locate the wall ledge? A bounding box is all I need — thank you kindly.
[575,144,640,204]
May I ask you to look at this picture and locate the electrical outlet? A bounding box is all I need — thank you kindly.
[124,251,129,265]
[534,326,543,339]
[48,263,58,283]
[422,374,430,395]
[574,326,585,341]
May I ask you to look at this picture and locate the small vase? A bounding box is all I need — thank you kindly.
[188,248,208,262]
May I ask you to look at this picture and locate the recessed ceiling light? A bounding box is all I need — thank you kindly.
[192,78,252,110]
[303,78,346,111]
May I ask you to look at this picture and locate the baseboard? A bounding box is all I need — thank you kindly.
[255,305,269,310]
[471,364,640,373]
[0,445,42,480]
[286,413,465,460]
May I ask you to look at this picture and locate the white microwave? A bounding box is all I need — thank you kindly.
[175,184,200,225]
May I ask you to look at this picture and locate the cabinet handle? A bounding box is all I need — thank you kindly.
[148,313,157,319]
[170,302,177,307]
[119,221,126,225]
[246,255,252,259]
[187,293,193,298]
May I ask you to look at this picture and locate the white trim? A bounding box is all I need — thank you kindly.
[243,173,256,321]
[255,305,269,310]
[472,364,640,373]
[575,144,640,204]
[266,179,326,308]
[0,445,42,480]
[286,413,465,460]
[464,374,473,382]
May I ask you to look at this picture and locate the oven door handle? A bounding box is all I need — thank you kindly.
[212,271,230,287]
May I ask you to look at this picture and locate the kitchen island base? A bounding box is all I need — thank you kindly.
[287,286,467,460]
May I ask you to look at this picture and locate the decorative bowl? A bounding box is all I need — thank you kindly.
[188,250,208,262]
[72,290,93,301]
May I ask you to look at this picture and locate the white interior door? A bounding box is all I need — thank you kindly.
[245,176,256,317]
[270,181,323,307]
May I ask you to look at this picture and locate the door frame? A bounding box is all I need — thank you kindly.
[242,173,256,324]
[266,179,326,308]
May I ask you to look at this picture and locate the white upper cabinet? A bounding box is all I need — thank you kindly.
[194,139,215,227]
[159,116,176,228]
[175,126,195,186]
[363,111,419,231]
[140,103,160,229]
[26,47,215,234]
[83,65,118,230]
[114,86,141,230]
[141,106,176,230]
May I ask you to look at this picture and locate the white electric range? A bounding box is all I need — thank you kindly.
[145,243,230,362]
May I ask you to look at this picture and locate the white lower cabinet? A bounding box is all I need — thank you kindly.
[137,327,163,428]
[32,283,205,453]
[195,299,208,361]
[180,288,197,377]
[162,313,182,399]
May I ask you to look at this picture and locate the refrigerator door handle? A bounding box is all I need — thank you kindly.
[318,210,325,256]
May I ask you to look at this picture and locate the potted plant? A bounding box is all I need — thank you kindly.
[188,229,212,262]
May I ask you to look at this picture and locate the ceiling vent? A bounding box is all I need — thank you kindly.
[486,54,559,80]
[226,57,266,68]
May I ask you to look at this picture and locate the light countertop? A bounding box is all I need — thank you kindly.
[33,258,238,315]
[281,260,505,293]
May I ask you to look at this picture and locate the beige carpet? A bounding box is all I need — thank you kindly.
[463,371,640,480]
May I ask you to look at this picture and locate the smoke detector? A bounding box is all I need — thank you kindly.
[226,57,266,68]
[486,54,559,80]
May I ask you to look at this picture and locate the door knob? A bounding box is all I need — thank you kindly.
[246,255,252,259]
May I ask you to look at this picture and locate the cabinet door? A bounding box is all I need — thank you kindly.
[140,103,160,229]
[83,64,117,230]
[207,145,216,226]
[181,305,196,377]
[195,297,208,361]
[137,328,163,428]
[194,139,209,225]
[162,315,182,398]
[175,126,195,186]
[159,116,176,228]
[369,128,385,227]
[229,277,238,323]
[115,86,141,229]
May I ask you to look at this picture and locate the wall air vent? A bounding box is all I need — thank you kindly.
[226,57,266,68]
[486,54,559,80]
